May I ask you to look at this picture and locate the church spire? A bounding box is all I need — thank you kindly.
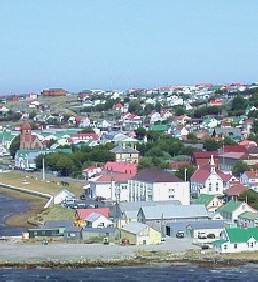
[210,154,216,173]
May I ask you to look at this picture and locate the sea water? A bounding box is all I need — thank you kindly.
[1,266,258,281]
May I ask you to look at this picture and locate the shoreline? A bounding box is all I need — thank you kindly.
[0,187,46,228]
[0,257,256,269]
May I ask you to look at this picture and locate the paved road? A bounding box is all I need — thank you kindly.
[0,239,197,262]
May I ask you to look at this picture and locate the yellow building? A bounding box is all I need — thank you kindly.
[121,223,161,245]
[111,146,139,164]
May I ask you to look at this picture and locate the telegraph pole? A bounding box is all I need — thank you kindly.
[42,157,45,181]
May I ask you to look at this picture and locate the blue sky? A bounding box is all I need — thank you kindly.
[0,0,258,93]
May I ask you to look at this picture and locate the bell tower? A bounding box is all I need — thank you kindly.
[20,121,32,150]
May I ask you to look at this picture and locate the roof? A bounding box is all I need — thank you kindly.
[120,200,181,212]
[150,125,168,131]
[192,195,215,205]
[122,223,149,234]
[111,146,139,153]
[85,212,103,221]
[95,174,132,182]
[222,145,246,153]
[190,166,231,182]
[213,239,227,245]
[43,220,74,228]
[238,211,258,220]
[193,151,218,159]
[76,208,109,219]
[131,168,183,182]
[140,204,208,220]
[187,219,226,230]
[245,171,258,178]
[239,140,257,147]
[217,200,242,213]
[226,228,258,243]
[104,161,137,175]
[82,228,118,234]
[223,185,247,196]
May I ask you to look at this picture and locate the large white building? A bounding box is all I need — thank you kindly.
[128,168,190,205]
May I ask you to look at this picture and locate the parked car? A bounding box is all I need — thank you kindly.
[176,231,185,239]
[198,232,207,239]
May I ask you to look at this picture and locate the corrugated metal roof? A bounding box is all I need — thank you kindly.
[122,223,148,234]
[140,204,208,220]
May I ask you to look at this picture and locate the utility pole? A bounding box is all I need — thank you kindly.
[42,157,45,181]
[184,168,187,181]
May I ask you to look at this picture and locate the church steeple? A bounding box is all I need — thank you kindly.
[210,154,216,173]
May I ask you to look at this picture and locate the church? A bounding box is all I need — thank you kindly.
[19,120,45,150]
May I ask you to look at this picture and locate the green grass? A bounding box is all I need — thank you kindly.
[34,204,75,223]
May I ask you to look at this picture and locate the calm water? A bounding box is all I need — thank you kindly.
[0,193,30,236]
[1,266,258,281]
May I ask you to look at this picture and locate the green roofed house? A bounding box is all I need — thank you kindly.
[216,200,257,222]
[150,124,168,132]
[192,194,223,212]
[0,131,16,155]
[214,228,258,253]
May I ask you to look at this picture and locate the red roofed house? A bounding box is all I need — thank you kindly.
[104,161,137,176]
[191,155,234,196]
[89,173,133,202]
[239,140,258,147]
[75,208,110,226]
[209,100,224,107]
[223,183,248,202]
[19,121,45,150]
[191,151,218,167]
[71,132,99,142]
[113,103,124,112]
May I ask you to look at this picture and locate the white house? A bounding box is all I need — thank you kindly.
[216,200,257,222]
[89,174,132,201]
[53,189,75,205]
[85,213,113,228]
[128,168,190,205]
[214,228,258,253]
[190,155,233,196]
[240,171,258,192]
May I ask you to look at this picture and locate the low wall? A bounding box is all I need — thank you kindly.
[0,182,52,200]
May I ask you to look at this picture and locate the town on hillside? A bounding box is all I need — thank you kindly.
[2,84,258,253]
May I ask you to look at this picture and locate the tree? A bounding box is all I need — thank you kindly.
[232,160,250,176]
[231,95,247,111]
[128,100,142,114]
[80,126,95,133]
[175,165,195,181]
[223,136,237,146]
[238,189,258,210]
[203,139,222,151]
[175,107,185,116]
[187,133,199,143]
[253,120,258,135]
[135,127,147,140]
[9,135,20,159]
[56,155,76,176]
[137,159,152,170]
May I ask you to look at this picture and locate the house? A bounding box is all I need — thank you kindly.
[217,152,246,173]
[192,194,223,212]
[166,219,226,239]
[190,155,233,196]
[64,226,83,240]
[104,161,137,176]
[209,100,223,107]
[110,146,139,164]
[52,189,75,205]
[75,208,110,226]
[185,220,226,239]
[240,171,258,192]
[41,88,66,96]
[81,228,119,243]
[223,184,247,203]
[118,200,181,227]
[121,223,161,245]
[214,228,258,253]
[239,140,257,147]
[84,213,113,228]
[128,168,190,205]
[137,204,208,234]
[238,212,258,228]
[216,200,257,223]
[89,173,133,202]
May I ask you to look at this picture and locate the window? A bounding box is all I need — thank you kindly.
[156,220,160,223]
[234,244,237,249]
[216,182,219,191]
[169,195,175,199]
[223,244,228,250]
[209,183,212,191]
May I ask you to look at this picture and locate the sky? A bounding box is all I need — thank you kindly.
[0,0,258,93]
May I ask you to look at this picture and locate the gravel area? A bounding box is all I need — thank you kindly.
[0,239,197,262]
